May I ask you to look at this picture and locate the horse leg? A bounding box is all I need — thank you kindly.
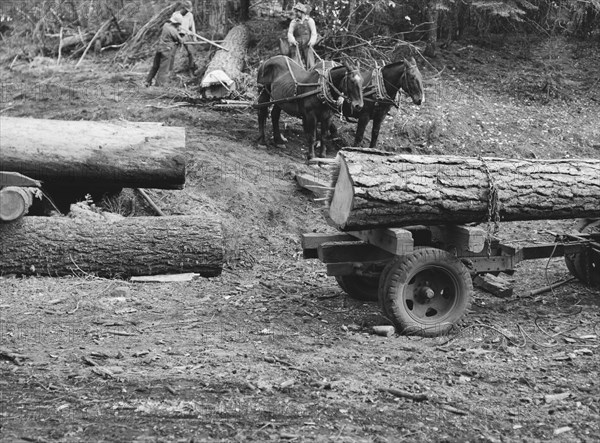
[303,114,317,160]
[354,113,371,147]
[271,105,288,147]
[256,88,270,145]
[368,109,388,150]
[319,116,332,158]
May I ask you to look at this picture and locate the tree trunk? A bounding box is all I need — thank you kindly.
[239,0,250,21]
[199,0,241,37]
[0,215,223,278]
[0,117,186,190]
[424,1,438,57]
[200,24,249,98]
[327,149,600,231]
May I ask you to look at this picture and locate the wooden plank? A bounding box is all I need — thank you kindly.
[464,255,516,274]
[317,241,394,264]
[348,228,414,255]
[295,173,333,198]
[301,232,355,259]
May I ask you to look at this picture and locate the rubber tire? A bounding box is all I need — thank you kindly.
[336,274,380,302]
[564,219,600,287]
[381,248,473,337]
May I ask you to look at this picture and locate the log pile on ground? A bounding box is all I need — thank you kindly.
[0,214,224,278]
[327,148,600,231]
[1,117,186,190]
[201,24,250,98]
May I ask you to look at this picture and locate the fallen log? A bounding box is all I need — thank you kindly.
[200,24,249,98]
[328,149,600,231]
[0,117,186,190]
[0,215,223,278]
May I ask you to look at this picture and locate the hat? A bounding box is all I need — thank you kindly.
[182,0,193,12]
[169,11,184,25]
[293,3,307,14]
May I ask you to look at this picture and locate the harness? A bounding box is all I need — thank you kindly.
[364,65,413,109]
[254,57,352,112]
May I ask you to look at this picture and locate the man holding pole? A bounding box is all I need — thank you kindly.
[171,0,197,73]
[145,12,184,87]
[287,3,317,69]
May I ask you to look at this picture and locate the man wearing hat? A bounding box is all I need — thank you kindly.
[145,11,184,86]
[170,0,197,73]
[287,3,318,69]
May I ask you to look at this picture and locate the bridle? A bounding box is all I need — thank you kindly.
[321,66,361,111]
[370,62,421,107]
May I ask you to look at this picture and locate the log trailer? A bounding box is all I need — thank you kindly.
[298,149,600,337]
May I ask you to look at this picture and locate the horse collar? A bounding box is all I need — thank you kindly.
[319,67,344,109]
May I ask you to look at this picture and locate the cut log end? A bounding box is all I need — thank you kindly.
[328,155,354,228]
[0,187,33,222]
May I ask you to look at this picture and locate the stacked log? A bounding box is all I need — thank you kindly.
[0,215,223,278]
[0,117,186,190]
[327,148,600,231]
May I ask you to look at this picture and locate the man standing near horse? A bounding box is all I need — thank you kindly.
[287,3,318,69]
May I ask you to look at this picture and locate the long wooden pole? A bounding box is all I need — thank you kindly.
[188,32,229,51]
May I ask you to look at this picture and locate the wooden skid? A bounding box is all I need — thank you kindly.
[295,173,332,199]
[301,232,355,259]
[348,228,414,255]
[317,241,394,263]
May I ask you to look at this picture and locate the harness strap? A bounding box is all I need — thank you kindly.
[319,68,345,112]
[371,67,399,108]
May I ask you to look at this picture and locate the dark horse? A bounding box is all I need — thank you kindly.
[256,55,364,159]
[337,57,424,149]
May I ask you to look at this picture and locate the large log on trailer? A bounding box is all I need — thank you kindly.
[200,24,249,98]
[0,117,186,189]
[0,215,223,277]
[328,149,600,231]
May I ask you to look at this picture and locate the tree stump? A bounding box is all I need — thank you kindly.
[327,148,600,231]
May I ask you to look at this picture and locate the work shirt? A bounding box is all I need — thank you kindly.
[157,22,184,53]
[288,16,317,47]
[181,11,196,38]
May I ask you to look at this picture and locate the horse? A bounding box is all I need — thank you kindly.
[256,55,364,159]
[337,57,424,150]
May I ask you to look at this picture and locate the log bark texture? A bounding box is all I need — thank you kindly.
[0,215,223,277]
[328,149,600,231]
[0,117,186,189]
[201,24,249,98]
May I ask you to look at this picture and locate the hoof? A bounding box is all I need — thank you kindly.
[275,143,287,149]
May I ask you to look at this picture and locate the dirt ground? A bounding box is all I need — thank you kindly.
[1,30,599,442]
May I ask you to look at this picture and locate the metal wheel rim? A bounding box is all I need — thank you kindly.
[401,265,460,325]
